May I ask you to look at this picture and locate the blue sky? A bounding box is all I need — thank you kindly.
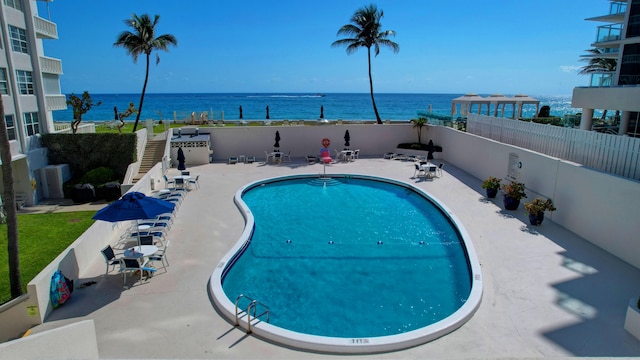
[38,1,605,96]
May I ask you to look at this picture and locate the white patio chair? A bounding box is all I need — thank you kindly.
[282,151,292,162]
[187,175,200,189]
[100,245,122,276]
[120,257,155,285]
[413,163,427,179]
[163,175,175,189]
[149,240,170,271]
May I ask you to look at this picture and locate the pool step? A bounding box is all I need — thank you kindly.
[308,177,342,187]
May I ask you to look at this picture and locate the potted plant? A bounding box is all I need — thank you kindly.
[523,197,556,225]
[481,176,502,198]
[501,181,527,210]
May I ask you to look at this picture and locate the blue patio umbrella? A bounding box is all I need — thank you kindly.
[93,192,175,222]
[93,192,175,246]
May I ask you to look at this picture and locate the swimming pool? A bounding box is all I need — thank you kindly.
[210,174,482,353]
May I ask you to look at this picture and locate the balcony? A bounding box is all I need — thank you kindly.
[45,94,66,111]
[33,16,57,39]
[39,56,62,74]
[573,86,640,112]
[589,72,615,87]
[595,24,622,44]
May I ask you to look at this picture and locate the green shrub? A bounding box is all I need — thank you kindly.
[79,167,115,185]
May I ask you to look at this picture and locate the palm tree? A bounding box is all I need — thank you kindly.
[114,14,177,132]
[578,48,617,75]
[0,97,21,298]
[579,48,617,119]
[332,4,399,124]
[412,116,428,144]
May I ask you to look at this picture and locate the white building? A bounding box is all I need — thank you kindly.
[0,0,66,206]
[572,0,640,137]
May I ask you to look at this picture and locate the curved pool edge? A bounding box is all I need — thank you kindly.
[209,173,483,354]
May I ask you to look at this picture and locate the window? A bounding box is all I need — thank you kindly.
[5,115,15,140]
[16,70,33,94]
[3,0,23,11]
[9,25,28,54]
[23,112,39,136]
[0,68,8,95]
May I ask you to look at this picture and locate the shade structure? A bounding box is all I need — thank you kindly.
[451,93,491,118]
[274,131,281,148]
[487,94,517,118]
[513,94,540,119]
[344,130,350,148]
[93,192,175,223]
[177,147,186,171]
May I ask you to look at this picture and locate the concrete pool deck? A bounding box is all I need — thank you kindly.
[28,157,640,358]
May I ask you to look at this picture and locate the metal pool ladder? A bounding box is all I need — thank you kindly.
[235,294,270,334]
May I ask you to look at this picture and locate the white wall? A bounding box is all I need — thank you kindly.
[208,124,419,161]
[437,126,640,268]
[0,320,98,359]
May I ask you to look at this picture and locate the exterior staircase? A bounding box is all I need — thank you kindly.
[132,139,165,184]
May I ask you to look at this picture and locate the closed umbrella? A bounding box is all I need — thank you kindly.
[320,105,324,119]
[274,130,281,150]
[266,105,270,119]
[344,130,350,149]
[239,105,243,119]
[177,147,186,171]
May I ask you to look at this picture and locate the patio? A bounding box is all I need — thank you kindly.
[27,157,640,358]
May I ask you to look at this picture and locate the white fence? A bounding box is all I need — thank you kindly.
[467,114,640,181]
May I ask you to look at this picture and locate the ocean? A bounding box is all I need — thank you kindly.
[52,93,578,122]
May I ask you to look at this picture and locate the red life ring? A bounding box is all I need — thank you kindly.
[322,138,331,148]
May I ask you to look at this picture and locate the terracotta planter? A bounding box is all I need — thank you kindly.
[503,195,520,210]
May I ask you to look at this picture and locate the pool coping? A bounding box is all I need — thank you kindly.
[209,173,483,354]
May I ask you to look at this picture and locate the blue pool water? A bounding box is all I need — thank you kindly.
[221,176,473,339]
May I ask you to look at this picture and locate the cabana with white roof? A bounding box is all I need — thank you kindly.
[513,94,540,119]
[451,93,491,118]
[487,94,517,118]
[451,93,540,119]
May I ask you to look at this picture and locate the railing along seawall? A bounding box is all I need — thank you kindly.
[467,114,640,181]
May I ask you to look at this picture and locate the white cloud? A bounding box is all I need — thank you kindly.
[560,65,581,73]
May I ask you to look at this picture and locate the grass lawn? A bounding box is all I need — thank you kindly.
[0,211,97,304]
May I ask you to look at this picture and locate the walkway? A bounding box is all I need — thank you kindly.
[29,158,640,358]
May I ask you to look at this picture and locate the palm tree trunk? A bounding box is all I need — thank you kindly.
[367,48,382,124]
[0,98,21,298]
[133,53,151,132]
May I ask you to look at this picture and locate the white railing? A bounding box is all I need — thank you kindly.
[39,56,63,74]
[51,123,95,134]
[467,114,640,181]
[45,94,67,111]
[33,16,57,39]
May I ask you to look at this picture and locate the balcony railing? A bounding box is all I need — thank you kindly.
[39,56,62,74]
[45,94,66,111]
[610,1,627,15]
[596,24,622,43]
[33,16,57,39]
[590,72,615,87]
